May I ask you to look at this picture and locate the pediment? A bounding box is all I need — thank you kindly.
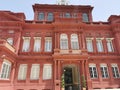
[0,11,22,21]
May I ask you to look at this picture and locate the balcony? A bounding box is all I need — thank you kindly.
[0,39,15,53]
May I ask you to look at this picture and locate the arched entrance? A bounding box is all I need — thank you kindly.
[63,64,81,90]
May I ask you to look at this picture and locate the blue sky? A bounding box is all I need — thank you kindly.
[0,0,120,21]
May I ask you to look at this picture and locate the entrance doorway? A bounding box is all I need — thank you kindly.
[63,65,80,90]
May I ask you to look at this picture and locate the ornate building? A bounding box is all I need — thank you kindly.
[0,1,120,90]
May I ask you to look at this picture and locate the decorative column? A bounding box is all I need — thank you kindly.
[54,60,61,90]
[93,37,97,53]
[78,32,82,49]
[85,60,92,90]
[103,38,107,54]
[41,34,45,52]
[26,64,31,83]
[107,63,114,83]
[96,63,102,82]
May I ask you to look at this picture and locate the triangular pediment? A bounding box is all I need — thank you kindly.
[0,11,22,21]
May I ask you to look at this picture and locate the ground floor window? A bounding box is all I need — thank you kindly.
[100,64,109,78]
[18,64,27,80]
[0,59,11,80]
[43,64,52,80]
[89,64,98,78]
[111,64,120,78]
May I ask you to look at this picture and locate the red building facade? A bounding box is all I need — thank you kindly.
[0,3,120,90]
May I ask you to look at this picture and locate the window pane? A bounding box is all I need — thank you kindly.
[86,39,93,52]
[0,60,11,79]
[89,64,98,78]
[18,64,27,80]
[47,13,54,21]
[34,37,41,52]
[38,12,44,20]
[111,64,120,78]
[64,13,71,18]
[30,64,40,80]
[7,38,13,45]
[71,34,79,50]
[45,37,52,52]
[96,39,103,52]
[43,64,52,80]
[107,39,114,52]
[60,34,68,49]
[82,13,89,22]
[22,37,30,52]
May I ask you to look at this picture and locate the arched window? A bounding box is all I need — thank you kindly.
[82,13,89,22]
[71,34,79,50]
[47,13,54,21]
[60,34,68,49]
[38,12,44,21]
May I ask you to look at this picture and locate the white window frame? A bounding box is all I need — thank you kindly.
[30,64,40,80]
[22,37,30,52]
[33,37,41,52]
[7,38,13,45]
[18,64,27,80]
[86,38,93,52]
[106,38,114,52]
[60,34,68,50]
[111,64,120,78]
[96,38,104,52]
[89,64,98,78]
[100,64,109,78]
[45,37,52,52]
[0,59,11,80]
[43,64,52,80]
[71,34,79,50]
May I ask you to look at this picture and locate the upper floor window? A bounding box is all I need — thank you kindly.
[18,64,27,80]
[33,37,41,52]
[96,38,104,52]
[30,64,40,80]
[86,38,93,52]
[22,37,30,52]
[82,13,89,22]
[71,34,79,50]
[7,38,13,45]
[0,60,11,80]
[60,34,68,49]
[111,64,120,78]
[8,30,14,34]
[89,64,98,78]
[38,12,45,21]
[43,64,52,80]
[64,13,71,18]
[106,38,114,52]
[100,64,109,78]
[45,37,52,52]
[47,13,54,21]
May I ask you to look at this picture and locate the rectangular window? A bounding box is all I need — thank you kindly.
[86,38,93,52]
[96,38,104,52]
[30,64,40,80]
[45,37,52,52]
[38,12,44,21]
[33,37,41,52]
[7,38,13,45]
[89,64,98,78]
[18,64,27,80]
[71,34,79,50]
[22,37,30,52]
[0,60,11,80]
[100,64,109,78]
[111,64,120,78]
[43,64,52,80]
[106,38,114,52]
